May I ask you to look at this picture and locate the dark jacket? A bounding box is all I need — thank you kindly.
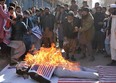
[93,12,105,31]
[11,21,27,40]
[63,17,81,39]
[23,18,33,31]
[42,14,55,31]
[59,12,67,23]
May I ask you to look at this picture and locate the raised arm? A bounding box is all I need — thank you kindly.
[0,5,9,20]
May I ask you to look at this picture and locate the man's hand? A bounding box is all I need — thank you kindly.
[74,26,79,32]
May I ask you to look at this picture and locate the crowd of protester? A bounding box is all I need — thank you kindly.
[0,0,116,66]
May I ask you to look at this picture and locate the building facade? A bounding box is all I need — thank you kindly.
[11,0,51,10]
[9,0,116,10]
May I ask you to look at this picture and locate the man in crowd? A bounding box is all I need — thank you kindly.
[107,4,116,66]
[42,7,55,31]
[0,0,10,57]
[93,6,105,54]
[8,15,27,65]
[78,8,95,61]
[63,11,81,61]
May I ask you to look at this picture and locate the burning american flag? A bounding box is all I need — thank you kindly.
[29,64,56,80]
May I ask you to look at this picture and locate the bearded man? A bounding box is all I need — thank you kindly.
[78,8,95,61]
[107,4,116,66]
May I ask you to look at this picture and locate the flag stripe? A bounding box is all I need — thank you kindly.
[58,78,97,83]
[30,64,56,80]
[58,81,96,82]
[58,66,116,83]
[99,66,116,82]
[46,65,51,77]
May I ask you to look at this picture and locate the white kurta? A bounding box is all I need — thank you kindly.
[111,15,116,49]
[110,15,116,60]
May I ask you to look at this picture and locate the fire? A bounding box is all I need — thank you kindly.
[25,43,80,71]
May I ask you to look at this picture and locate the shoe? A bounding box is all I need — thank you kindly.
[107,60,116,66]
[71,55,76,61]
[88,56,95,61]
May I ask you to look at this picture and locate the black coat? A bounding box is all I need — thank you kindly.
[93,12,105,31]
[11,21,27,40]
[63,17,81,39]
[42,14,55,31]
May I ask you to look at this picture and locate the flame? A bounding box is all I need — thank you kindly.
[25,43,80,71]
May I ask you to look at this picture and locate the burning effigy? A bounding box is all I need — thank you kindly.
[16,43,99,83]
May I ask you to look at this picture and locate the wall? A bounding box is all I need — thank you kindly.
[11,0,116,10]
[11,0,51,10]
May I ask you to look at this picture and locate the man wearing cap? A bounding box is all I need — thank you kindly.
[63,11,81,61]
[107,4,116,66]
[93,6,105,54]
[77,8,95,61]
